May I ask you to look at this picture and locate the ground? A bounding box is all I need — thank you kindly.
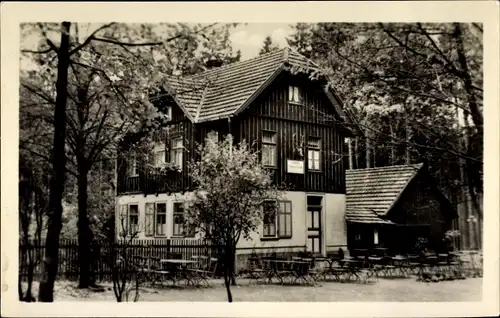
[24,277,482,302]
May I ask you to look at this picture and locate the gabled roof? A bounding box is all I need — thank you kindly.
[162,48,351,124]
[346,163,424,216]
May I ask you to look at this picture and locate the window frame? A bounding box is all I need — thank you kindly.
[152,142,167,169]
[307,136,322,171]
[277,201,293,239]
[128,154,138,177]
[172,201,194,237]
[262,130,277,168]
[154,202,167,237]
[127,203,139,235]
[262,200,278,239]
[288,85,302,104]
[206,130,219,143]
[171,137,183,171]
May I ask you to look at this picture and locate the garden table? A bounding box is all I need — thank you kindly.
[160,259,199,286]
[340,258,364,281]
[392,255,412,276]
[264,259,314,285]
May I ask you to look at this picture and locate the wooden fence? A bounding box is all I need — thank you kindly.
[19,238,214,282]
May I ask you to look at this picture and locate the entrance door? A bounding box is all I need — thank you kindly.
[306,196,323,254]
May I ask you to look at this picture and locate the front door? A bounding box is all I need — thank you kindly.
[306,196,323,255]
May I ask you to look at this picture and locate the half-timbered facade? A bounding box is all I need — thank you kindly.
[116,48,356,255]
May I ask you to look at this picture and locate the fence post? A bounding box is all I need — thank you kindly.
[166,239,171,259]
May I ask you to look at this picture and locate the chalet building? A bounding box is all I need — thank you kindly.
[116,48,358,256]
[345,163,458,255]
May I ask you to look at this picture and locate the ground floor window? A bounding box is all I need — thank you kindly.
[118,204,139,237]
[144,202,167,237]
[173,202,194,237]
[278,201,292,238]
[262,201,277,238]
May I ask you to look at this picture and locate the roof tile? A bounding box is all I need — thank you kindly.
[346,164,424,216]
[162,48,337,122]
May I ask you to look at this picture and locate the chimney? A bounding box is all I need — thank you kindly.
[206,55,223,69]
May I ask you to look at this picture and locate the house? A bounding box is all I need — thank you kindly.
[345,163,458,255]
[115,48,357,256]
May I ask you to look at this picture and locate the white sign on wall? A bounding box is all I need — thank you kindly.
[287,160,304,174]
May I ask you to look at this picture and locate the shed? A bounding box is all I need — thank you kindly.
[345,163,458,254]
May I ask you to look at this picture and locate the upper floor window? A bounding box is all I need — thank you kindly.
[152,143,166,168]
[166,106,172,121]
[308,137,321,171]
[288,85,302,103]
[206,130,219,143]
[262,131,277,167]
[128,154,138,177]
[171,137,183,171]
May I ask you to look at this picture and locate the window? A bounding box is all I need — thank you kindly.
[128,204,139,234]
[171,137,183,171]
[262,131,277,167]
[288,85,302,103]
[278,201,292,238]
[152,143,166,168]
[155,203,167,236]
[173,202,194,237]
[206,131,219,143]
[307,137,321,171]
[128,154,138,176]
[262,201,277,238]
[145,203,154,236]
[118,205,128,237]
[374,229,379,245]
[144,202,167,236]
[166,106,172,121]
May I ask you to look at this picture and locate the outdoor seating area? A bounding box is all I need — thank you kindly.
[243,249,483,286]
[131,254,219,288]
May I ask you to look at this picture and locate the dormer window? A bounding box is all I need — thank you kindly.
[288,85,302,103]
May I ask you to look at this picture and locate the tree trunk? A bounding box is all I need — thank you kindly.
[405,114,411,165]
[354,136,359,168]
[223,263,233,302]
[453,23,483,134]
[365,129,371,169]
[347,137,353,170]
[389,122,396,164]
[230,248,237,286]
[38,22,71,302]
[77,163,92,288]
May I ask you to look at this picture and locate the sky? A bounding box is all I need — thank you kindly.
[229,23,294,60]
[20,23,296,71]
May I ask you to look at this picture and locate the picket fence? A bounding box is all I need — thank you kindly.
[19,238,215,282]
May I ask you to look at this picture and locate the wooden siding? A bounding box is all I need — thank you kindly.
[237,72,347,193]
[386,174,454,252]
[117,72,348,195]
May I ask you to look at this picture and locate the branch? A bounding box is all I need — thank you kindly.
[37,23,59,53]
[92,37,163,47]
[21,47,54,54]
[69,23,116,56]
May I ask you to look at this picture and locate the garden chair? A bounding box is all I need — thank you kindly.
[378,256,397,277]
